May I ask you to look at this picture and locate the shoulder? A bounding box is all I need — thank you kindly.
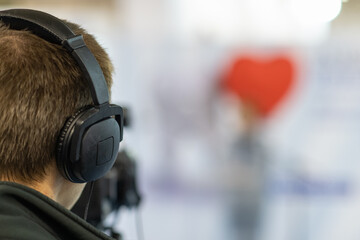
[0,181,113,240]
[0,215,58,240]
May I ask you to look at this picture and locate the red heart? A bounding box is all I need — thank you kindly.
[223,55,295,117]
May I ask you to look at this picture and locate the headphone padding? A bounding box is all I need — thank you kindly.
[56,107,89,180]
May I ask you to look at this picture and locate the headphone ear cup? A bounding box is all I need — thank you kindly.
[79,117,120,182]
[56,106,121,183]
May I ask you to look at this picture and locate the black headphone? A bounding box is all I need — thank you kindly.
[0,9,124,183]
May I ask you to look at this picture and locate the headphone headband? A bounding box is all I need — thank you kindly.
[0,8,109,106]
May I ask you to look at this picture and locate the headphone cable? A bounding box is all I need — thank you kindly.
[83,181,95,221]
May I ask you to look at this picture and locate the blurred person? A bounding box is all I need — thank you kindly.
[0,9,123,240]
[221,55,295,240]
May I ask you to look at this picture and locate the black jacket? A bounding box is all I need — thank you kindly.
[0,181,114,240]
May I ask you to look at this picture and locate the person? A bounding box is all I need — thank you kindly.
[0,9,122,240]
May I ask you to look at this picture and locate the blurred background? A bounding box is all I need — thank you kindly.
[1,0,360,239]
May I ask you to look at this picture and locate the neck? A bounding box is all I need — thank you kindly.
[1,163,85,209]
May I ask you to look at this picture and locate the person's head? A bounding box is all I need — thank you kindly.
[0,17,114,200]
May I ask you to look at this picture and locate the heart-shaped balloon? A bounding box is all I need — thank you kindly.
[222,55,295,117]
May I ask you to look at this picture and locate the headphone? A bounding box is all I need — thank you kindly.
[0,9,124,183]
